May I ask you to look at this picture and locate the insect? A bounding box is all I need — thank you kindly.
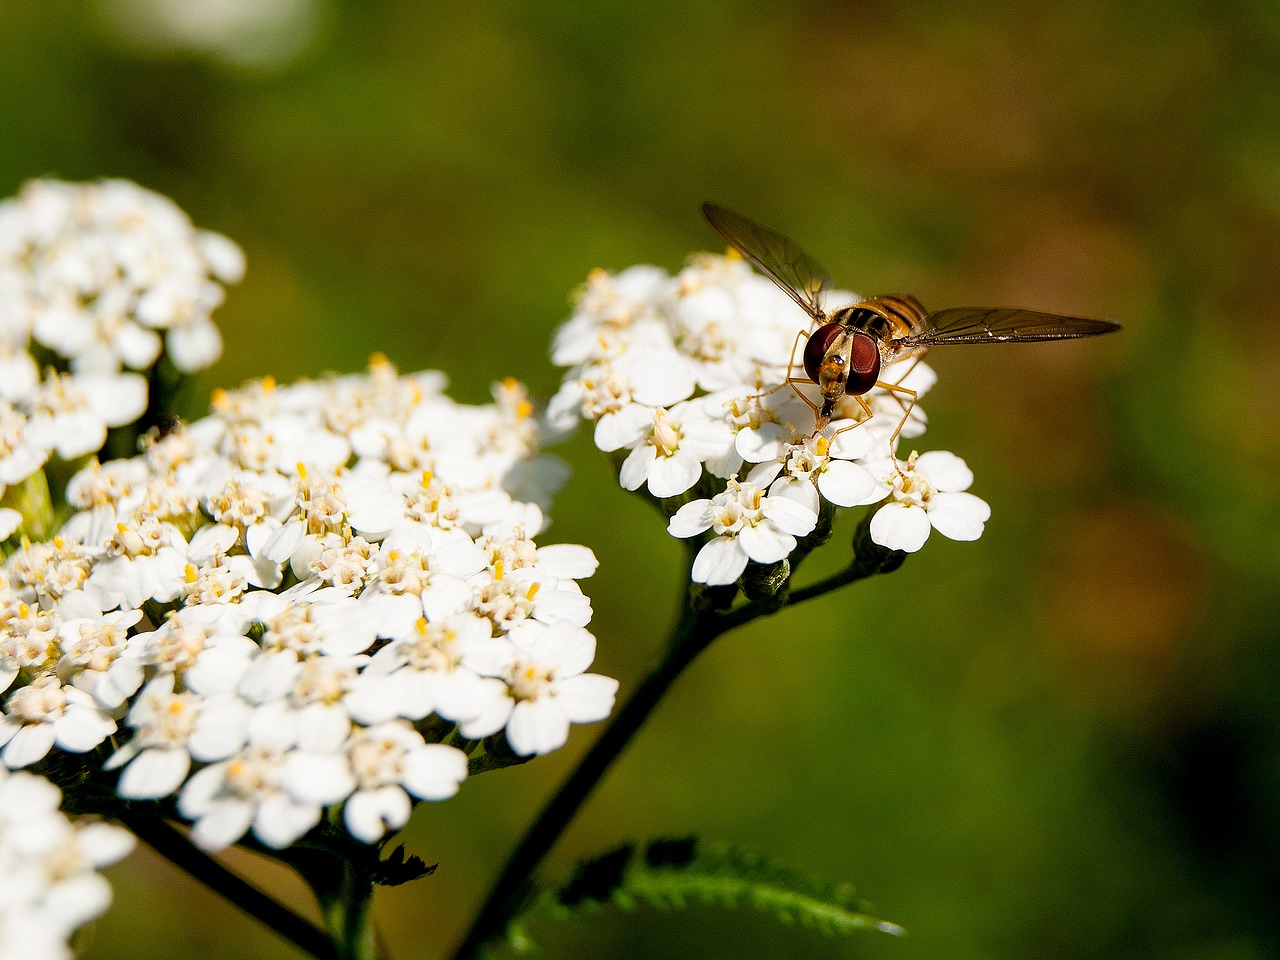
[702,202,1122,443]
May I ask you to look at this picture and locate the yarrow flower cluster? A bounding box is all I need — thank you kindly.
[548,255,991,583]
[0,178,243,375]
[0,179,245,516]
[0,360,615,851]
[0,181,616,880]
[0,768,133,960]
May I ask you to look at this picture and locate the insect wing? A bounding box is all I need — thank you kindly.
[701,202,833,321]
[894,307,1122,348]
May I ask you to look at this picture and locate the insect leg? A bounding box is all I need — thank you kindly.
[829,395,876,441]
[873,380,919,476]
[743,328,809,401]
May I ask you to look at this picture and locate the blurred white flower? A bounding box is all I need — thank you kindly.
[0,769,133,958]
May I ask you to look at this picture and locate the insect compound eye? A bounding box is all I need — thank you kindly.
[802,323,845,383]
[844,332,881,395]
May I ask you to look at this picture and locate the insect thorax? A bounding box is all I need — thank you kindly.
[832,296,926,348]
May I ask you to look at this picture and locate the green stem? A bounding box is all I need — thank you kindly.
[286,839,385,960]
[121,813,337,960]
[448,520,907,960]
[448,577,726,960]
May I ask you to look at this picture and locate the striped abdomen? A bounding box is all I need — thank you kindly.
[831,295,929,356]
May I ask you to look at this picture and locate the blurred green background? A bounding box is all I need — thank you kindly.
[6,1,1279,958]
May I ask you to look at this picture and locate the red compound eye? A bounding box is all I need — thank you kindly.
[802,323,844,382]
[845,332,881,395]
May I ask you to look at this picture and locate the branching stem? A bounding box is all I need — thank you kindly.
[448,527,902,959]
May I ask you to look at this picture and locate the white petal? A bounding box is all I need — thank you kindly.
[178,763,229,817]
[915,450,973,491]
[436,672,508,726]
[869,502,931,553]
[282,752,356,805]
[117,747,191,800]
[553,674,618,723]
[401,744,467,800]
[525,623,597,677]
[506,699,570,756]
[0,508,21,540]
[456,691,513,739]
[53,704,116,752]
[192,800,256,851]
[534,544,598,579]
[167,319,223,372]
[618,445,655,491]
[736,423,788,463]
[529,587,592,627]
[760,495,818,537]
[646,453,700,498]
[253,794,321,849]
[77,821,136,866]
[594,406,652,452]
[826,422,874,460]
[690,536,748,585]
[816,460,879,507]
[344,786,410,843]
[768,475,820,514]
[44,873,113,930]
[189,697,252,762]
[737,523,796,564]
[927,491,991,541]
[2,724,55,768]
[667,499,712,538]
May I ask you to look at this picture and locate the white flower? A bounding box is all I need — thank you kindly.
[0,674,117,768]
[339,722,468,843]
[2,178,241,374]
[667,479,819,585]
[501,622,618,756]
[739,422,879,513]
[0,768,133,956]
[177,705,323,852]
[26,370,147,460]
[356,612,513,732]
[618,401,733,498]
[869,450,991,553]
[104,675,249,799]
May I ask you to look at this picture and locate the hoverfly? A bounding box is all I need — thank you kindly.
[702,202,1121,443]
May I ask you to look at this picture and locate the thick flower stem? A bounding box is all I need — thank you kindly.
[448,582,728,960]
[121,813,338,960]
[449,521,906,960]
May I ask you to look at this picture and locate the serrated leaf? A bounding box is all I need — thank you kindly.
[504,837,903,954]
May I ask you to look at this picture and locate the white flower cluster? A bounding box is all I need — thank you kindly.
[548,257,992,584]
[0,358,617,852]
[0,178,242,375]
[0,179,244,504]
[0,768,133,960]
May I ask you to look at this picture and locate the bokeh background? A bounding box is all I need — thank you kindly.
[5,1,1279,958]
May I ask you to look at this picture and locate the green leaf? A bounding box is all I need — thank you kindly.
[507,837,903,952]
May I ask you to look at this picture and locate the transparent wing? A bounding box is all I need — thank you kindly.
[894,307,1122,348]
[701,202,832,321]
